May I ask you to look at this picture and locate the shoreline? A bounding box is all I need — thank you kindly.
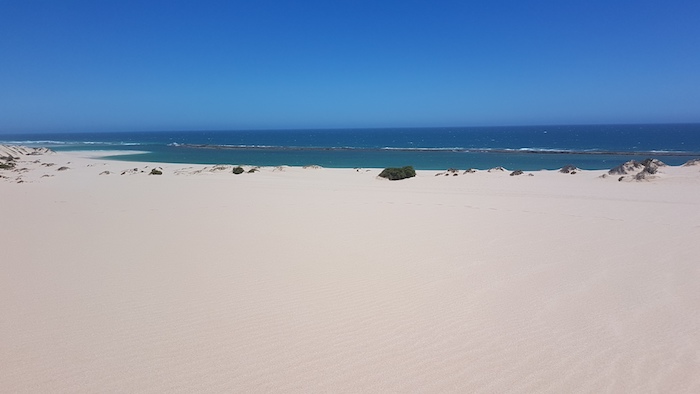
[3,144,700,393]
[3,144,699,181]
[55,145,700,171]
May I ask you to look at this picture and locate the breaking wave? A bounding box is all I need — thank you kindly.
[168,143,699,156]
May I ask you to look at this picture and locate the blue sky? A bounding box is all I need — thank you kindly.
[1,0,699,133]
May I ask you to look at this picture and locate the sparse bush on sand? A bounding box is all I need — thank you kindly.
[232,166,244,174]
[378,166,416,181]
[149,168,163,175]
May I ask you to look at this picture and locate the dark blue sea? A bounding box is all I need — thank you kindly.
[2,124,700,170]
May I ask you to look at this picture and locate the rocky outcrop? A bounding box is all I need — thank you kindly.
[559,165,579,174]
[608,160,643,175]
[634,169,653,181]
[120,168,143,175]
[0,156,15,170]
[640,158,666,168]
[609,158,665,181]
[683,158,700,166]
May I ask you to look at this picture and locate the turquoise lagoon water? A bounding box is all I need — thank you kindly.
[2,124,700,170]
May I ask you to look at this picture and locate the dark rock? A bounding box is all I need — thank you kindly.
[640,158,666,167]
[634,171,651,181]
[683,158,700,167]
[609,160,642,175]
[559,165,579,174]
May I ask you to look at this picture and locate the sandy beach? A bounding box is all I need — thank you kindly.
[2,146,700,393]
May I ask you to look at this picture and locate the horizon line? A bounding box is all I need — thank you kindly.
[2,121,700,135]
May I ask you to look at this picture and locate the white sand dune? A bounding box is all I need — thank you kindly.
[0,144,54,157]
[2,148,700,393]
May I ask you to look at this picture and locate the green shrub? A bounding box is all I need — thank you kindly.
[232,166,244,174]
[247,167,259,173]
[149,168,163,175]
[0,162,15,170]
[378,166,416,180]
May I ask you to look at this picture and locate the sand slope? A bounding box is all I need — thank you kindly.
[2,149,700,393]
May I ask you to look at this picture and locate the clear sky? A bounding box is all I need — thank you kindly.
[1,0,699,133]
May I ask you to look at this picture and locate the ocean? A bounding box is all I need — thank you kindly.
[2,124,700,170]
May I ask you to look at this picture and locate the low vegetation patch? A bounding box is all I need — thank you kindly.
[378,166,416,180]
[232,166,244,174]
[149,168,163,175]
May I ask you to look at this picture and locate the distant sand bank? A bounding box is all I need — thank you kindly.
[2,145,700,393]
